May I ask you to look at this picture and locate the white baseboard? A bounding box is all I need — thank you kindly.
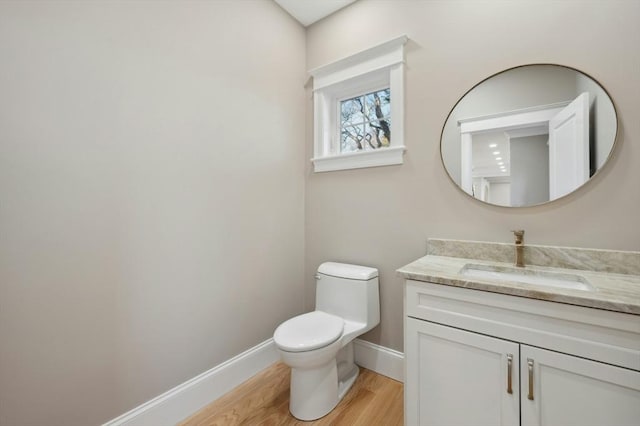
[103,338,279,426]
[353,338,404,383]
[103,337,404,426]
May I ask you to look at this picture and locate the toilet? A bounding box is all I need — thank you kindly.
[273,262,380,421]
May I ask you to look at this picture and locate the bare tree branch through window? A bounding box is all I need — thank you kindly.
[340,89,391,153]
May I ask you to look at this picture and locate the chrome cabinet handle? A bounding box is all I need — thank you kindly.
[506,354,513,394]
[527,358,534,400]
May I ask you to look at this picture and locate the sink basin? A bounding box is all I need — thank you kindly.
[459,264,594,291]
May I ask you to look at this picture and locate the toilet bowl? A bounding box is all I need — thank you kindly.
[273,262,380,421]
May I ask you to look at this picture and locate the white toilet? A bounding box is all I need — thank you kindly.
[273,262,380,421]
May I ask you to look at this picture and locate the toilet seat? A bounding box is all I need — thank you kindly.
[274,311,344,353]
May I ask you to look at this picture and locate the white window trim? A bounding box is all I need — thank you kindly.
[310,35,408,172]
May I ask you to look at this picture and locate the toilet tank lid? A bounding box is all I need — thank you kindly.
[318,262,378,280]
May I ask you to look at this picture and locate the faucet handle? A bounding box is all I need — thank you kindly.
[511,229,525,244]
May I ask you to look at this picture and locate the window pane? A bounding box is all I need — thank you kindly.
[341,123,365,152]
[377,89,391,117]
[365,119,391,148]
[341,98,364,126]
[339,88,391,152]
[364,93,378,122]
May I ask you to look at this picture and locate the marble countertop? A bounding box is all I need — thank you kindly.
[398,254,640,315]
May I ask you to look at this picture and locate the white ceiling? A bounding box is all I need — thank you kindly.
[274,0,358,26]
[472,131,511,179]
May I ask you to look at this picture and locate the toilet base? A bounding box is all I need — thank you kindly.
[290,360,339,421]
[287,342,359,421]
[338,363,359,401]
[336,341,359,400]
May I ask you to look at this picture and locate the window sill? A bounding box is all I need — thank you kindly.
[311,146,406,173]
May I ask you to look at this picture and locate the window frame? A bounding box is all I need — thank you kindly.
[310,35,408,173]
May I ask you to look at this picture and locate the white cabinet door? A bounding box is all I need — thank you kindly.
[521,345,640,426]
[405,318,520,426]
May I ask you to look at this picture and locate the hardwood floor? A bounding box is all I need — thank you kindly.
[180,362,403,426]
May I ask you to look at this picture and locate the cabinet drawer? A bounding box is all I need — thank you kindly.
[405,280,640,371]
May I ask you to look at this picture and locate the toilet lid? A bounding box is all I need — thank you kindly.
[274,311,344,353]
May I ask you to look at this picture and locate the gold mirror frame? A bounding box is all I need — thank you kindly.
[440,64,618,208]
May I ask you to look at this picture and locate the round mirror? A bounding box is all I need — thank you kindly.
[440,64,617,207]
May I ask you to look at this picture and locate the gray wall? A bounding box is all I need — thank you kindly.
[510,135,550,207]
[0,1,305,424]
[305,0,640,353]
[489,182,511,206]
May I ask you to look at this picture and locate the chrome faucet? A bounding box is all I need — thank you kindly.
[512,230,525,267]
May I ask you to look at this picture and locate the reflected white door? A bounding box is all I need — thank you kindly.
[549,92,589,199]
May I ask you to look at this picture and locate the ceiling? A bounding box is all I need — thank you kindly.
[274,0,358,26]
[471,131,511,180]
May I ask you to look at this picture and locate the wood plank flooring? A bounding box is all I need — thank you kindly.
[180,362,403,426]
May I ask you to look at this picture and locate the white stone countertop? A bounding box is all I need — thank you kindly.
[398,255,640,315]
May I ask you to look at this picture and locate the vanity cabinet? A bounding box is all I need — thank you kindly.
[406,318,519,425]
[520,345,640,426]
[404,280,640,426]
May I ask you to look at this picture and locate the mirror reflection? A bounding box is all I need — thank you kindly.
[440,64,617,207]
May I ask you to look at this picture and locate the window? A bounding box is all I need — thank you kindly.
[340,88,391,153]
[310,36,408,172]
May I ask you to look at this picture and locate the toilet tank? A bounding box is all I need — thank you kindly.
[315,262,380,332]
